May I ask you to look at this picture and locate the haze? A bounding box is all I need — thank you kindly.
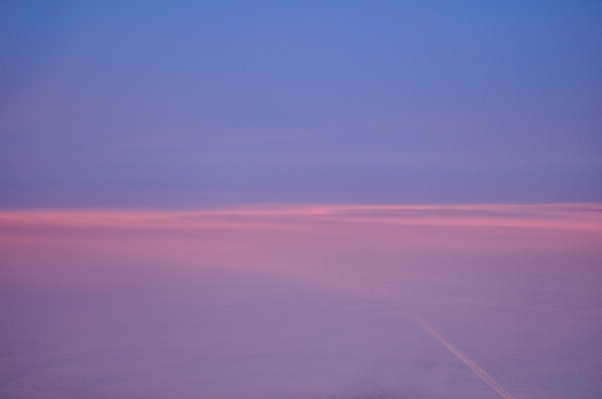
[1,2,601,398]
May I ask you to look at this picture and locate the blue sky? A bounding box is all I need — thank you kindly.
[1,1,601,207]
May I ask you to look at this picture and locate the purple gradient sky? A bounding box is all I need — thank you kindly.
[2,1,601,207]
[2,2,602,399]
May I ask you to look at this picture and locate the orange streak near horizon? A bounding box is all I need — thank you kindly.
[2,204,601,291]
[1,203,601,231]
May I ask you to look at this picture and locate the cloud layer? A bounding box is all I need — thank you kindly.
[1,204,601,398]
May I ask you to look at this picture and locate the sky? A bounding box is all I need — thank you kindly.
[1,0,601,206]
[1,2,602,399]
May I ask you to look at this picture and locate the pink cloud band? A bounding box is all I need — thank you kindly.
[2,204,601,292]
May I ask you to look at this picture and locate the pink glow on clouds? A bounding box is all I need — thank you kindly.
[2,203,601,297]
[2,204,602,399]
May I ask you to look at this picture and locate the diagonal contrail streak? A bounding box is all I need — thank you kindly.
[415,317,515,399]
